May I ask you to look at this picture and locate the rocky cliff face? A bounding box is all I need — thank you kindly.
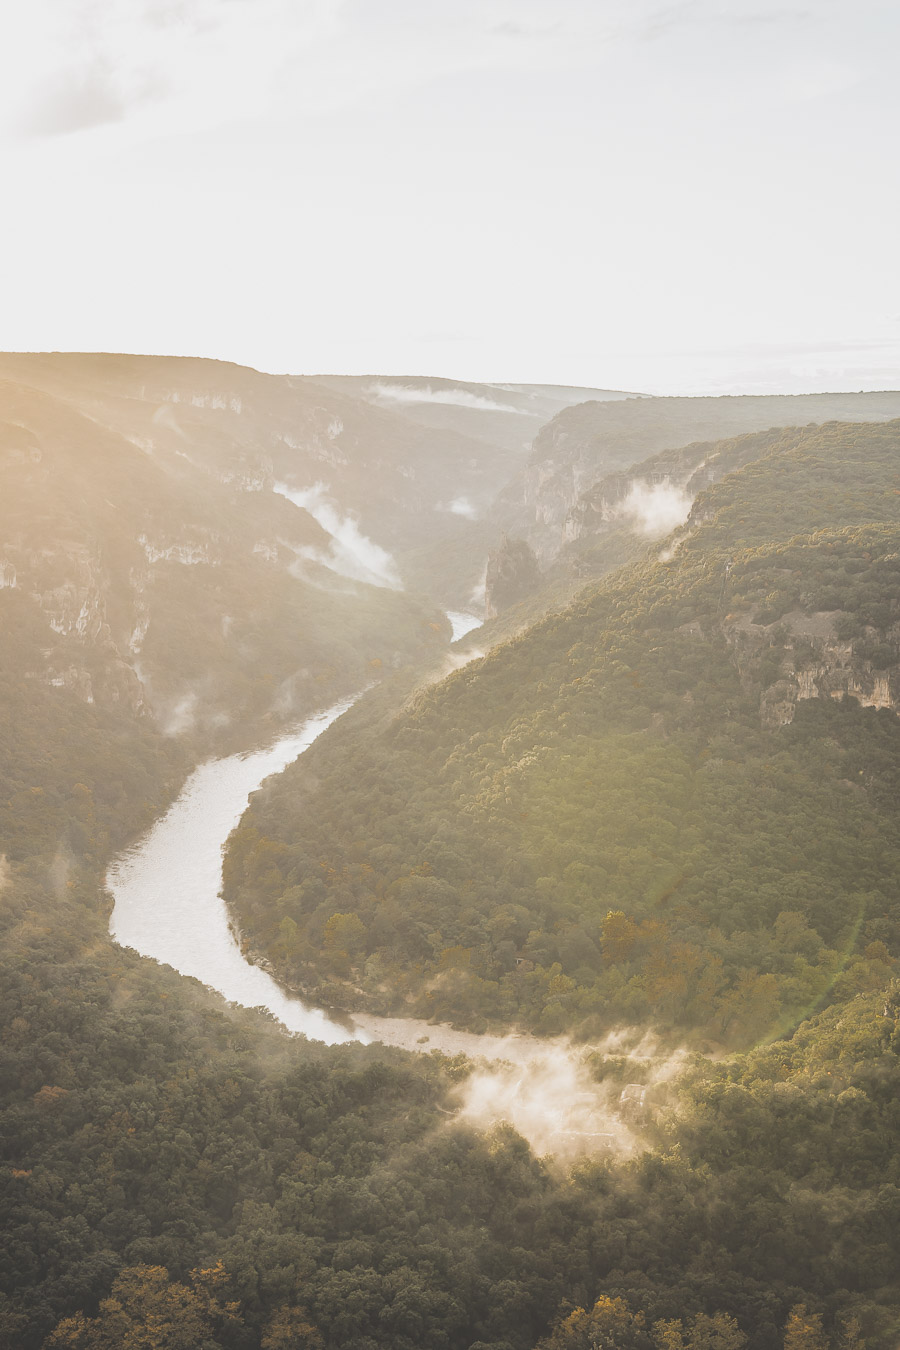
[501,393,900,562]
[0,353,541,568]
[0,368,450,751]
[484,536,542,619]
[725,608,900,728]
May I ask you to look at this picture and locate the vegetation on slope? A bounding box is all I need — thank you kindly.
[4,861,900,1347]
[3,382,900,1348]
[0,376,448,756]
[224,422,900,1044]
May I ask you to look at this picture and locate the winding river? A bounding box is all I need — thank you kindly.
[107,694,543,1064]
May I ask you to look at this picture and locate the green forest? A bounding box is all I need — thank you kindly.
[5,858,900,1348]
[224,422,900,1048]
[3,398,900,1348]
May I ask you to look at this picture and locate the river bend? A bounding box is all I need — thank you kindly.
[108,696,542,1063]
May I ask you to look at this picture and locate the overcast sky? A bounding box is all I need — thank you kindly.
[0,0,897,394]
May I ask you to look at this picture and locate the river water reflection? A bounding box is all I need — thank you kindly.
[108,695,542,1063]
[109,698,364,1045]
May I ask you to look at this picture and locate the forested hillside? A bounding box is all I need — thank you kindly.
[500,391,900,561]
[224,420,900,1046]
[4,364,900,1349]
[6,857,900,1347]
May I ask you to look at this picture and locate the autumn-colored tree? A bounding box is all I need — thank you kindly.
[261,1306,324,1349]
[688,1312,747,1350]
[836,1316,865,1350]
[43,1262,241,1350]
[783,1304,829,1350]
[323,911,367,955]
[601,910,637,965]
[539,1294,647,1350]
[653,1312,746,1350]
[653,1319,686,1350]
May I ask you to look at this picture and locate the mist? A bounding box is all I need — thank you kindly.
[273,481,403,589]
[454,1032,690,1162]
[614,480,694,536]
[368,382,523,414]
[446,495,478,518]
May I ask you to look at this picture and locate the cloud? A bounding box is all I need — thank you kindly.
[368,382,523,414]
[3,0,344,141]
[1,0,870,150]
[24,61,127,136]
[773,56,859,103]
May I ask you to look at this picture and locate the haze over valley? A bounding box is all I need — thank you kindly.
[3,348,900,1349]
[4,1,900,1346]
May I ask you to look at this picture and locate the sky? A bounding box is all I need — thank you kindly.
[0,0,898,395]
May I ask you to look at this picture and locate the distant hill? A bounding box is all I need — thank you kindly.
[304,373,641,454]
[0,358,465,869]
[497,390,900,560]
[0,354,517,561]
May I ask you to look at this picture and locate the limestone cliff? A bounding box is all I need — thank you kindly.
[724,608,899,728]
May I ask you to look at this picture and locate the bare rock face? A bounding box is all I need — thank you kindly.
[725,609,900,727]
[484,536,541,620]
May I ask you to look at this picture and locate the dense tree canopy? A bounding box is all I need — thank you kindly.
[3,414,900,1348]
[224,423,900,1045]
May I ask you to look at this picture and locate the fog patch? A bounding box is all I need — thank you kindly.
[287,553,362,595]
[445,496,478,519]
[614,481,693,537]
[406,645,486,710]
[454,1032,691,1162]
[161,690,199,737]
[469,564,488,613]
[457,1053,635,1159]
[49,849,74,900]
[444,645,485,675]
[368,382,523,414]
[428,644,485,688]
[268,669,311,719]
[273,482,402,590]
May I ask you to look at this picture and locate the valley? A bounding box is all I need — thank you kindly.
[3,355,900,1349]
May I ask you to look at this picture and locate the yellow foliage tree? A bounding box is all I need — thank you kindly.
[539,1294,646,1349]
[43,1261,241,1349]
[601,910,637,964]
[261,1306,324,1349]
[784,1304,829,1350]
[653,1312,746,1350]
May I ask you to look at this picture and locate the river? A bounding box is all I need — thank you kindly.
[107,695,543,1064]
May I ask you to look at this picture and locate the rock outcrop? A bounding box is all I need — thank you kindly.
[725,609,899,727]
[484,536,542,620]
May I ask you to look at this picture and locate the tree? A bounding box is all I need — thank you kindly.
[784,1304,829,1350]
[43,1263,241,1350]
[539,1295,648,1350]
[261,1306,323,1349]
